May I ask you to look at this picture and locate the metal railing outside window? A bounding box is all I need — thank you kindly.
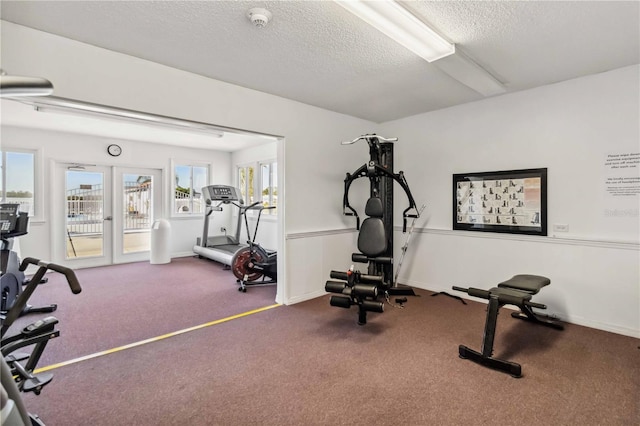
[66,182,163,235]
[66,184,104,235]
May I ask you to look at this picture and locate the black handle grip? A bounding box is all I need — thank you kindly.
[47,264,82,294]
[524,300,547,309]
[20,257,82,294]
[453,286,491,299]
[467,287,491,300]
[19,257,42,272]
[245,201,262,210]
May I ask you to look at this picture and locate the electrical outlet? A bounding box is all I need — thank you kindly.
[553,223,569,232]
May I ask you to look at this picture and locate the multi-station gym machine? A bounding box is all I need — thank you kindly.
[325,134,422,325]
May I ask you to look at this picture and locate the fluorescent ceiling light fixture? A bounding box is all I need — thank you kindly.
[25,97,225,138]
[335,0,504,96]
[7,96,283,141]
[335,0,455,62]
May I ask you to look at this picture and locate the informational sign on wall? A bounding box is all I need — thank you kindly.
[603,151,640,218]
[453,168,547,236]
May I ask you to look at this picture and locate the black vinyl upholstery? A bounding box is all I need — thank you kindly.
[358,198,386,257]
[497,274,550,294]
[364,196,384,217]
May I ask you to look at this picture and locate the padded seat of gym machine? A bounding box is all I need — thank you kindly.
[497,274,550,295]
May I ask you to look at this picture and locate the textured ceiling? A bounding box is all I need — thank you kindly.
[1,0,639,124]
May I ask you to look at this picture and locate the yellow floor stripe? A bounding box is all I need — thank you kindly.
[33,303,281,374]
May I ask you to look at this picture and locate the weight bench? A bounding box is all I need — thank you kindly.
[452,274,563,377]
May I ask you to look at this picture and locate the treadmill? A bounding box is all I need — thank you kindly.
[193,185,247,266]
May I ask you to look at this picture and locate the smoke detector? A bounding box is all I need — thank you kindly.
[247,8,272,28]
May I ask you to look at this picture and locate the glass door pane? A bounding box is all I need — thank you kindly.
[114,168,161,264]
[122,173,152,254]
[65,170,104,259]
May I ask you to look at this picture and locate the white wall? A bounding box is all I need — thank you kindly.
[1,125,231,261]
[381,65,640,337]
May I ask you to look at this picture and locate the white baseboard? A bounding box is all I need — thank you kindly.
[172,251,199,259]
[284,290,327,305]
[559,315,639,338]
[399,278,640,339]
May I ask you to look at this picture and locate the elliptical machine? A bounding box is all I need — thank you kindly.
[1,204,57,317]
[0,205,81,423]
[1,256,82,425]
[230,202,277,292]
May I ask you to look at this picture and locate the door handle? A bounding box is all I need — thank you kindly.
[104,216,113,221]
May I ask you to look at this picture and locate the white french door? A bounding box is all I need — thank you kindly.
[113,168,162,264]
[54,163,162,267]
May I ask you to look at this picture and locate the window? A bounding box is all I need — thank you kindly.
[0,150,36,216]
[260,160,277,214]
[237,165,255,205]
[173,163,208,214]
[238,161,277,215]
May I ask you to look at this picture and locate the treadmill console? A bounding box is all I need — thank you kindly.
[0,203,28,238]
[202,185,241,202]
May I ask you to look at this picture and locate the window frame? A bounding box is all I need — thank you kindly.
[259,159,277,215]
[171,160,210,217]
[237,159,277,217]
[237,163,256,207]
[0,147,43,221]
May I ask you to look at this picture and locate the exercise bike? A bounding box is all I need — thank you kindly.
[230,202,277,292]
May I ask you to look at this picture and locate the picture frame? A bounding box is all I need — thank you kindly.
[453,168,547,236]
